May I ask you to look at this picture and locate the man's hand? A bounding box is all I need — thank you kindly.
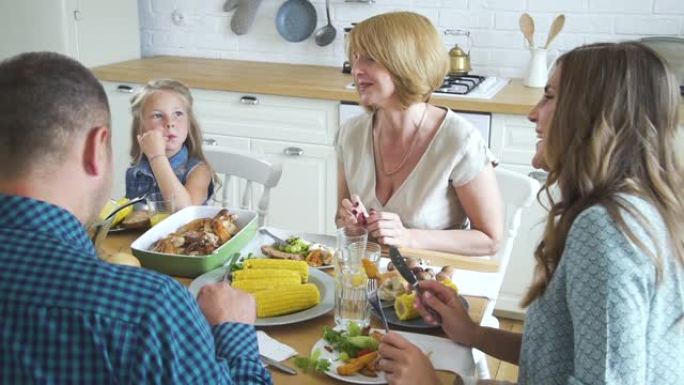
[197,282,257,325]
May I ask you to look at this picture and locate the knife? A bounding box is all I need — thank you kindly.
[260,354,297,375]
[388,246,442,324]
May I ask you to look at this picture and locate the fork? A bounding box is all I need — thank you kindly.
[367,279,389,334]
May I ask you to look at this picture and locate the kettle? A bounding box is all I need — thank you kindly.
[445,29,472,75]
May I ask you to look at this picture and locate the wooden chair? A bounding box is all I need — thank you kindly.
[398,167,539,379]
[203,147,283,227]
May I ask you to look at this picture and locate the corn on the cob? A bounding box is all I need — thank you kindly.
[393,279,459,321]
[231,269,300,282]
[253,283,320,318]
[243,258,309,283]
[231,277,301,293]
[394,292,420,321]
[440,278,459,294]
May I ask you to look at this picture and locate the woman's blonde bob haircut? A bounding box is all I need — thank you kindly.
[522,42,684,306]
[347,12,449,109]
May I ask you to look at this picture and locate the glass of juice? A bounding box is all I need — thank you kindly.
[146,193,174,226]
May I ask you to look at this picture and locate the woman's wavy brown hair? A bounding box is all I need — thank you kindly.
[522,42,684,307]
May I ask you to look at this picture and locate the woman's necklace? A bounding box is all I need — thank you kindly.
[377,103,428,177]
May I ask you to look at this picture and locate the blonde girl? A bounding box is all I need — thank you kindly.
[125,79,215,209]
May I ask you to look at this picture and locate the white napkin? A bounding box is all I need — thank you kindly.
[395,331,476,376]
[256,331,298,362]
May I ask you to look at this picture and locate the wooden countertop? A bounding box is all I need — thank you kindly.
[102,232,487,384]
[92,55,684,119]
[92,56,541,115]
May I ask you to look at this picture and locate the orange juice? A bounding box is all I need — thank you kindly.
[150,212,170,226]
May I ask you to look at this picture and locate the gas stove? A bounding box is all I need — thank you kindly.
[345,75,509,100]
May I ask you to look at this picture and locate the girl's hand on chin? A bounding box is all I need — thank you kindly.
[138,130,166,158]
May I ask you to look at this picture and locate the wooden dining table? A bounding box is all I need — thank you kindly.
[103,231,489,385]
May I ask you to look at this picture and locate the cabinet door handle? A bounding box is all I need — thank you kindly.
[116,85,134,93]
[528,170,548,183]
[203,138,217,146]
[240,96,259,105]
[283,147,304,156]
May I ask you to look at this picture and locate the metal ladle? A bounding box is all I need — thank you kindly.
[314,0,336,47]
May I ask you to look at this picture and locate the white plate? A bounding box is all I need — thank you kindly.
[311,330,476,384]
[188,266,335,327]
[242,228,336,270]
[311,337,386,384]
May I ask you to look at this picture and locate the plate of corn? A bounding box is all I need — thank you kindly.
[188,258,335,326]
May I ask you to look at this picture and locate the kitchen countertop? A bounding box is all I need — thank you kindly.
[92,56,684,118]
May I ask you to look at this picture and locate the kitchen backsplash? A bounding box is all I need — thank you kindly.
[139,0,684,78]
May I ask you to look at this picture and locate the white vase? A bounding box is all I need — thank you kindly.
[524,47,548,88]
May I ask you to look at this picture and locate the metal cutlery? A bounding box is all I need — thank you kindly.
[260,354,297,375]
[104,194,147,222]
[388,246,442,324]
[367,278,389,333]
[259,228,287,246]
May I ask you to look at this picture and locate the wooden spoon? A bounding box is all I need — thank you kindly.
[544,14,566,49]
[519,13,535,48]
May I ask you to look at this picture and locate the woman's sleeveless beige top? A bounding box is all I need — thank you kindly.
[336,109,495,230]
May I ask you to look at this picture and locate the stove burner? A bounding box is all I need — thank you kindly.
[435,75,486,95]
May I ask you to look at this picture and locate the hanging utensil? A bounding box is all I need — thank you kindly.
[314,0,336,46]
[519,13,535,48]
[276,0,317,43]
[544,14,565,49]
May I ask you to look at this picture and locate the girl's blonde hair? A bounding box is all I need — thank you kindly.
[129,79,218,191]
[347,12,449,109]
[522,42,684,306]
[130,79,205,164]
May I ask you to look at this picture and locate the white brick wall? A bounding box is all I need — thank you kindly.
[139,0,684,77]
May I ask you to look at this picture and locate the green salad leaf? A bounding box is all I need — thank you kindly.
[279,236,310,254]
[294,349,331,373]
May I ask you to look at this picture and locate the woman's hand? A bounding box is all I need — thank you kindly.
[365,210,411,247]
[335,194,369,228]
[137,130,166,159]
[377,332,442,385]
[414,280,480,347]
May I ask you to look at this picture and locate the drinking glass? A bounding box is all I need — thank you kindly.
[147,192,174,226]
[363,241,382,267]
[334,225,370,328]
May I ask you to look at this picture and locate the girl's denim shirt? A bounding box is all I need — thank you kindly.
[125,145,214,201]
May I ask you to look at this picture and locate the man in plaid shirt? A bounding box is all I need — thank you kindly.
[0,52,272,385]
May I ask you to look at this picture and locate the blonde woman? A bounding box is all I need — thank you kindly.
[125,79,216,209]
[336,12,502,255]
[378,42,684,385]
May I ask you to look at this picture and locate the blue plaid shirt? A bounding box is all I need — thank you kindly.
[0,194,272,385]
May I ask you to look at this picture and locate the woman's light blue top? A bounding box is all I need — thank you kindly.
[519,196,683,385]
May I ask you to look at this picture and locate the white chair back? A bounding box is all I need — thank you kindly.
[489,166,539,291]
[203,148,282,227]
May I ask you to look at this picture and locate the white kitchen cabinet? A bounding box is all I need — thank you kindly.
[251,139,337,234]
[0,0,140,68]
[102,81,137,198]
[192,89,339,234]
[490,113,545,318]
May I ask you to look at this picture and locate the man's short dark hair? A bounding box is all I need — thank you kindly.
[0,52,110,178]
